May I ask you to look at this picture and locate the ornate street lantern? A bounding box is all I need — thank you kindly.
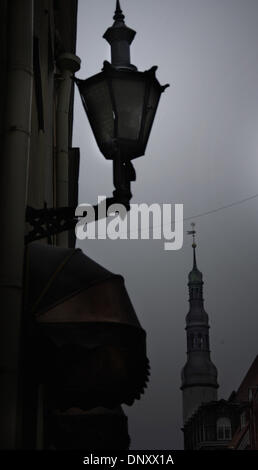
[76,0,169,207]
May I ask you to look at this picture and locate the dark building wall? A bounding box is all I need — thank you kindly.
[23,0,79,448]
[0,1,8,141]
[0,0,79,449]
[184,401,242,450]
[0,0,138,450]
[27,0,79,216]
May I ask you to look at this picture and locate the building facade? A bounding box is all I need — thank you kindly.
[0,0,80,449]
[183,357,258,450]
[228,356,258,450]
[183,400,243,450]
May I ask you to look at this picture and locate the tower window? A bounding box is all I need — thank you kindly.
[240,412,246,430]
[197,334,204,349]
[216,417,232,440]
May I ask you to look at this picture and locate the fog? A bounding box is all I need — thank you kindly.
[73,0,258,449]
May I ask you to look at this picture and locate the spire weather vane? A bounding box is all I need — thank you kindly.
[187,222,197,248]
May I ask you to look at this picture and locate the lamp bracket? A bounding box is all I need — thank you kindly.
[25,205,77,244]
[25,193,132,244]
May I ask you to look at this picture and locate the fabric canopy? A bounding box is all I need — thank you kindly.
[24,243,150,410]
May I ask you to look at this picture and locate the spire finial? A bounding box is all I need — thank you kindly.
[114,0,125,23]
[187,222,197,269]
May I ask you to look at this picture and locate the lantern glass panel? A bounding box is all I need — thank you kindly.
[80,77,114,149]
[142,82,161,150]
[111,77,146,141]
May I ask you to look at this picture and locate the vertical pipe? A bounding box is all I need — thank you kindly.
[0,0,34,449]
[55,53,80,247]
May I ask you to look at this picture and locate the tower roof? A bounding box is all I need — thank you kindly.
[186,223,207,323]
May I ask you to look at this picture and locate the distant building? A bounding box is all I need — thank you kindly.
[183,400,243,450]
[183,357,258,450]
[181,228,218,425]
[181,229,258,450]
[228,356,258,450]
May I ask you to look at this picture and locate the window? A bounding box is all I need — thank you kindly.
[216,417,232,440]
[197,334,204,349]
[240,412,246,430]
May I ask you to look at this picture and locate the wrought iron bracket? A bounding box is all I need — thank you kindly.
[25,194,132,244]
[25,206,77,244]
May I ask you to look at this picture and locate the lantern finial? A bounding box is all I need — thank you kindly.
[103,0,137,70]
[113,0,125,24]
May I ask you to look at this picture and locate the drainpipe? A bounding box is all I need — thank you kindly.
[0,0,34,448]
[56,53,81,247]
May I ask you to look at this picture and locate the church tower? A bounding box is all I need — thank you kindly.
[181,224,218,424]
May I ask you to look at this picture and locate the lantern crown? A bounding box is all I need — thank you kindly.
[113,0,125,24]
[103,0,137,70]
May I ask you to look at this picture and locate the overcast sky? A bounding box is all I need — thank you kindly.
[73,0,258,449]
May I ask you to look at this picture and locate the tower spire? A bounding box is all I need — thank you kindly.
[181,224,218,424]
[187,222,197,270]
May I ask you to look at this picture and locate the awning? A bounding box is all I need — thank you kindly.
[24,243,150,410]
